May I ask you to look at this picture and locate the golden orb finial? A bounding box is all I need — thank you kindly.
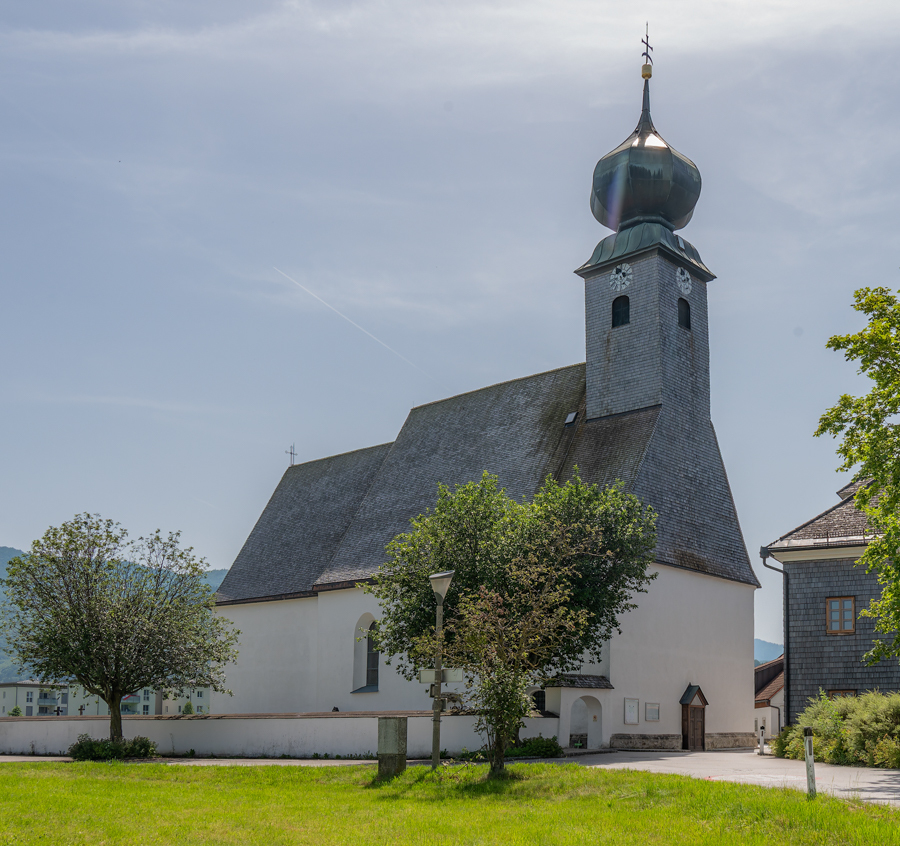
[641,23,653,79]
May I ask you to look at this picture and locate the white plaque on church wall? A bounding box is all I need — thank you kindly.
[645,703,660,722]
[624,698,639,725]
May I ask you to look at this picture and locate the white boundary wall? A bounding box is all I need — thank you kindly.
[0,714,560,759]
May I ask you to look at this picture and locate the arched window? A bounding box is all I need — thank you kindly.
[678,298,691,330]
[612,295,630,327]
[532,690,546,712]
[366,622,379,688]
[352,613,378,692]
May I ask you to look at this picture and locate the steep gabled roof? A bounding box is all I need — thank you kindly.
[316,364,587,586]
[221,362,758,603]
[217,443,392,602]
[769,489,872,548]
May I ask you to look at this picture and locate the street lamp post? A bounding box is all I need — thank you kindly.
[429,569,455,770]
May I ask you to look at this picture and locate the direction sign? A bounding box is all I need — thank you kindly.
[418,668,463,684]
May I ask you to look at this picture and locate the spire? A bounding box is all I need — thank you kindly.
[636,79,655,135]
[588,30,702,233]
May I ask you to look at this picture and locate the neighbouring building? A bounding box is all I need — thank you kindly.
[215,55,759,751]
[763,482,900,724]
[0,683,210,717]
[754,655,784,736]
[0,681,67,716]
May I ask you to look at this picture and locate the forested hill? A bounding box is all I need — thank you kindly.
[0,546,229,683]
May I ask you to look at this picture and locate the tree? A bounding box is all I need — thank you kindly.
[816,286,900,664]
[8,706,21,716]
[367,472,657,773]
[0,514,240,741]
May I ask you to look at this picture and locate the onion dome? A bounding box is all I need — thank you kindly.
[590,76,701,232]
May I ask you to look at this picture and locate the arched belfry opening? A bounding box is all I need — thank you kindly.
[612,295,630,327]
[678,298,691,330]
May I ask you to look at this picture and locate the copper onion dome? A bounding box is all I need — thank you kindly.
[590,75,701,232]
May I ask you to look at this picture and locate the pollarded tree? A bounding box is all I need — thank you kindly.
[367,472,656,772]
[816,286,900,664]
[0,514,240,741]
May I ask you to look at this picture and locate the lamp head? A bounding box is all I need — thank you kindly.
[429,570,455,603]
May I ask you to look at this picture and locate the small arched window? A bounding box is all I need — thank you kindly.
[612,295,630,328]
[366,622,379,688]
[532,690,546,712]
[678,298,691,330]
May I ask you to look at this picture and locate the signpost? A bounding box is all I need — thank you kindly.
[427,570,455,770]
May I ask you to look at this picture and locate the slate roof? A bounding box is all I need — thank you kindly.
[768,486,873,549]
[316,364,587,585]
[220,361,759,603]
[549,674,614,690]
[217,443,392,602]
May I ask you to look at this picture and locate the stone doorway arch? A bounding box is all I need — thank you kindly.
[569,695,603,750]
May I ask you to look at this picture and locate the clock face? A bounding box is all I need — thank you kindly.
[676,267,692,295]
[609,263,633,292]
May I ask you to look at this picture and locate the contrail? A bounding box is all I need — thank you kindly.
[273,267,434,381]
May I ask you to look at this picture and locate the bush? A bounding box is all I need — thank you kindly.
[68,733,158,761]
[774,690,900,768]
[506,734,565,759]
[182,702,194,715]
[8,706,22,717]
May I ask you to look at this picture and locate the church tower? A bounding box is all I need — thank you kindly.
[573,52,756,584]
[576,58,714,424]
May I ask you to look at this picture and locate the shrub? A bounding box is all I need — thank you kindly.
[507,734,565,759]
[8,706,22,717]
[182,702,194,715]
[68,733,157,761]
[776,690,900,768]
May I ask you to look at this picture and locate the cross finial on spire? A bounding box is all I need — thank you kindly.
[642,23,653,79]
[286,443,297,466]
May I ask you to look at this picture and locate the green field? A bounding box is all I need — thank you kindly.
[0,761,897,845]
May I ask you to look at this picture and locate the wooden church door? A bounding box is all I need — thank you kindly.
[680,685,708,751]
[689,706,705,751]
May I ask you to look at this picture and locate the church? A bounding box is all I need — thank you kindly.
[215,56,759,752]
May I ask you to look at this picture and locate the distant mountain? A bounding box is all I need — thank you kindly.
[0,545,229,683]
[754,638,783,664]
[202,569,229,592]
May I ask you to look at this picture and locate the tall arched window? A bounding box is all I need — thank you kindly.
[612,295,630,327]
[366,622,379,688]
[678,298,691,330]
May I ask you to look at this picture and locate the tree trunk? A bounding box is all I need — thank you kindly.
[108,697,123,742]
[489,736,506,776]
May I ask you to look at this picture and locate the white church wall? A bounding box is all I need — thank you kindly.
[214,597,319,714]
[314,587,465,713]
[0,714,560,758]
[605,564,755,743]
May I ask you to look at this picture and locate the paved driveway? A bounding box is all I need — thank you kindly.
[578,749,900,806]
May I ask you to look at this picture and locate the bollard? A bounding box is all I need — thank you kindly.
[758,726,765,756]
[377,716,408,779]
[803,727,816,799]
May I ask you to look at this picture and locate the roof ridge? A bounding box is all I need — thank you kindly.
[769,492,868,546]
[286,440,395,471]
[410,362,585,411]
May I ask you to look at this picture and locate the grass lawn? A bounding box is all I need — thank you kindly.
[1,761,898,845]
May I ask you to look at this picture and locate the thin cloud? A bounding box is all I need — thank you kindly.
[273,266,437,382]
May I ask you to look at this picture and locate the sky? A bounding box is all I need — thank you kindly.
[2,1,899,644]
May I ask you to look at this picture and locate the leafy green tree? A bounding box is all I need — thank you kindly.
[181,701,194,715]
[8,705,21,716]
[367,472,656,773]
[816,286,900,664]
[0,514,240,741]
